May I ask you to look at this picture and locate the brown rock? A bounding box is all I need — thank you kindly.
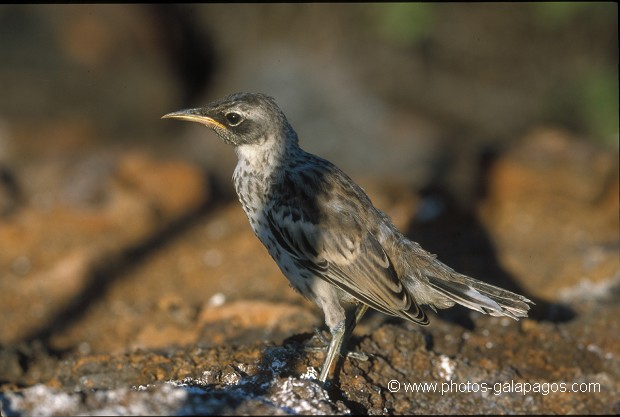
[478,128,619,301]
[114,152,207,220]
[0,152,209,345]
[197,300,320,346]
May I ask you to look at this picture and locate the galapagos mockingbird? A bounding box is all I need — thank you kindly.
[162,92,532,383]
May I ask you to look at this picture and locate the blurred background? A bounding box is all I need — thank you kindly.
[0,3,618,395]
[1,4,617,180]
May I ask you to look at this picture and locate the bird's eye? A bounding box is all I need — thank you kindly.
[225,112,243,126]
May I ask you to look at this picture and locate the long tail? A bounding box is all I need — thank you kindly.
[425,273,533,319]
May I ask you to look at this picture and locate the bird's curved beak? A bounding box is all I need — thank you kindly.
[161,109,226,131]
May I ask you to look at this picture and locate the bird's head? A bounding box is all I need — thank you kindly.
[162,92,296,147]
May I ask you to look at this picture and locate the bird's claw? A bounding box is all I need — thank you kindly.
[346,351,369,361]
[303,328,368,361]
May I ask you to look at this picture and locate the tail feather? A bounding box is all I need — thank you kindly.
[426,274,533,320]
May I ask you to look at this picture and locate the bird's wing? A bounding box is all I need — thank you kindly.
[266,167,427,325]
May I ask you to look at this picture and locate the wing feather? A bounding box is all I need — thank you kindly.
[266,166,427,325]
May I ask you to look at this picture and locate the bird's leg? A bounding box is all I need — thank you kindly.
[353,303,369,327]
[306,303,368,351]
[304,329,367,360]
[318,319,347,383]
[318,303,369,383]
[343,303,369,361]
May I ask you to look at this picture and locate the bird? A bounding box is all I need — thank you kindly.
[162,92,533,384]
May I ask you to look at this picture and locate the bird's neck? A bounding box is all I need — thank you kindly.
[232,134,299,217]
[234,134,297,179]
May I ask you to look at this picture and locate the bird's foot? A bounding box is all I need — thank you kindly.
[302,328,330,352]
[303,328,368,361]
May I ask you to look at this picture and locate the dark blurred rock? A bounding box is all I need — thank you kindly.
[0,166,21,216]
[0,341,57,388]
[0,5,195,147]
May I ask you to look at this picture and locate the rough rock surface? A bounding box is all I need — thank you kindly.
[1,131,618,415]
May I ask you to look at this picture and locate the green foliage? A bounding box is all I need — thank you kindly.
[578,68,619,147]
[532,2,617,30]
[372,3,437,46]
[546,68,619,147]
[533,2,590,25]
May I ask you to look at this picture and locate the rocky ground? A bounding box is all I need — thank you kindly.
[0,128,618,415]
[0,4,618,415]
